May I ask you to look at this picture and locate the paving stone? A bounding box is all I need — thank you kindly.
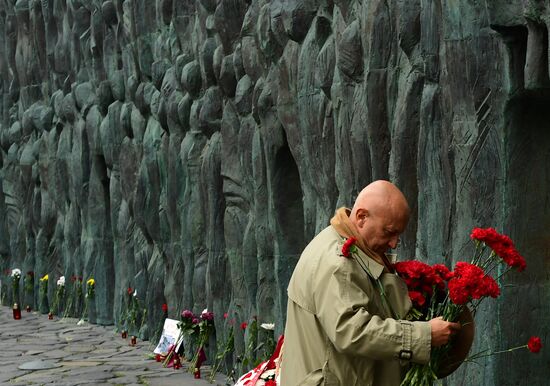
[19,359,61,370]
[0,306,219,385]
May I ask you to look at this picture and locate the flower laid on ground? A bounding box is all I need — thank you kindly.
[125,287,141,334]
[258,322,276,363]
[260,323,275,330]
[24,271,34,295]
[86,278,95,299]
[189,309,215,375]
[64,275,83,318]
[164,309,200,367]
[39,274,49,313]
[234,335,284,386]
[397,227,533,385]
[238,316,259,376]
[51,276,66,315]
[11,268,21,303]
[162,303,168,313]
[209,311,236,382]
[124,287,145,335]
[80,277,96,323]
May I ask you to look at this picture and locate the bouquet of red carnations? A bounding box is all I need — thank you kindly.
[396,227,539,385]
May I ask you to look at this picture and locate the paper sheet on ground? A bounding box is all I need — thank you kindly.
[153,318,180,355]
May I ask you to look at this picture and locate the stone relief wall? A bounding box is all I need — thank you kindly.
[0,1,549,384]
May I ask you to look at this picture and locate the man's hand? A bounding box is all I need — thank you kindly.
[429,317,461,347]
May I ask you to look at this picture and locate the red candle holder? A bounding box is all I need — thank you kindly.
[13,303,21,320]
[48,312,53,320]
[130,335,137,346]
[121,330,127,339]
[194,368,201,379]
[26,305,31,312]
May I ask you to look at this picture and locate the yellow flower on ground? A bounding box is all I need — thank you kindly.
[40,274,49,281]
[87,278,95,286]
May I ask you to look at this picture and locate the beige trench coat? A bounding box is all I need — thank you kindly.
[280,226,431,386]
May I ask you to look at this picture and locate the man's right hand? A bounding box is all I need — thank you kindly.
[429,316,461,347]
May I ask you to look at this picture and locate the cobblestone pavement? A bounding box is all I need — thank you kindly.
[0,307,229,386]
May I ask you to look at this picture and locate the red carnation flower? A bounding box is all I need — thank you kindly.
[240,322,248,330]
[127,287,133,295]
[528,336,542,353]
[201,311,214,321]
[408,291,426,307]
[470,227,526,271]
[394,260,451,308]
[433,264,453,281]
[181,309,194,320]
[448,262,500,305]
[223,312,228,319]
[162,303,168,312]
[342,237,357,257]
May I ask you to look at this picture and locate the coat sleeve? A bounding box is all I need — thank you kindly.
[313,259,432,364]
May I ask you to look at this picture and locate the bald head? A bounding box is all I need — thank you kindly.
[351,180,410,221]
[350,180,410,255]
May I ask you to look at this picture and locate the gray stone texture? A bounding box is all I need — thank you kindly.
[0,307,221,385]
[0,1,549,385]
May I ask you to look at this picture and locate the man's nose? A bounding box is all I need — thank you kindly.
[388,236,400,249]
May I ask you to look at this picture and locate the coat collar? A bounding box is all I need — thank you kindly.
[354,247,385,280]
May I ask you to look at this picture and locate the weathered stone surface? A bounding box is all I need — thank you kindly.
[0,1,549,384]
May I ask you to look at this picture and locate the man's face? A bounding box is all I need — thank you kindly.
[357,210,406,256]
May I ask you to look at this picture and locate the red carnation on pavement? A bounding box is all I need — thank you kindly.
[240,322,248,330]
[162,303,168,312]
[127,287,133,295]
[342,237,357,257]
[528,336,542,353]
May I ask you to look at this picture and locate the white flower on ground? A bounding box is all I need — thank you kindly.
[57,276,65,287]
[133,289,137,297]
[260,323,275,330]
[11,268,21,278]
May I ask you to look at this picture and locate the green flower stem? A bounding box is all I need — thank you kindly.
[163,331,184,367]
[209,329,234,383]
[465,345,528,362]
[353,253,400,319]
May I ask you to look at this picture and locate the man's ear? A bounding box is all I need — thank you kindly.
[356,208,369,226]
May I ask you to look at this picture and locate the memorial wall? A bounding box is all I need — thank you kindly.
[0,1,548,384]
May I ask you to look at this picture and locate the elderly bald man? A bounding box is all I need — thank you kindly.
[280,180,460,386]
